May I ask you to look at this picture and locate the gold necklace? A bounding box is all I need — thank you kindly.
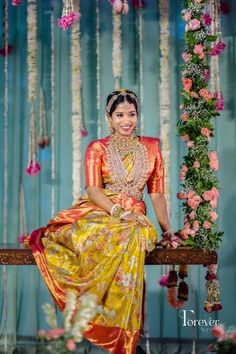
[109,134,139,158]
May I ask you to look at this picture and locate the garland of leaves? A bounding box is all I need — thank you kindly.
[177,0,225,250]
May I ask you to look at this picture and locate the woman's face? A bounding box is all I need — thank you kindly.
[111,101,138,137]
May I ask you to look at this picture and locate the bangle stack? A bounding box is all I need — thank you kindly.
[110,204,124,218]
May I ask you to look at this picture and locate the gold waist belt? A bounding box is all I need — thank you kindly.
[104,184,143,202]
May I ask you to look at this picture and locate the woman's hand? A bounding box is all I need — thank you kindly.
[120,212,150,226]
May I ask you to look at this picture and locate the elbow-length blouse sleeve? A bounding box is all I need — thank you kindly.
[84,141,103,188]
[147,138,165,194]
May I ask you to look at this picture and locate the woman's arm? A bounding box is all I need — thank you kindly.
[149,192,171,233]
[86,186,114,214]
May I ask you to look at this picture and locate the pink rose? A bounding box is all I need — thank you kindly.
[199,88,213,100]
[182,77,192,91]
[190,91,199,98]
[203,190,213,201]
[181,52,192,62]
[193,160,200,169]
[181,134,189,142]
[186,140,194,148]
[204,68,210,81]
[201,127,212,139]
[192,220,200,231]
[212,325,226,340]
[194,44,205,58]
[189,211,196,219]
[182,10,192,22]
[46,328,65,340]
[210,197,218,209]
[208,151,219,171]
[210,211,218,221]
[203,221,212,229]
[188,195,202,209]
[211,187,219,197]
[231,331,236,343]
[180,228,188,239]
[181,112,188,121]
[188,19,201,31]
[215,91,224,111]
[66,338,77,351]
[177,192,188,200]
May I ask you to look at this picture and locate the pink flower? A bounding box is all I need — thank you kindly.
[181,52,192,62]
[231,331,236,343]
[177,192,188,200]
[194,0,202,3]
[180,134,189,142]
[180,228,188,240]
[18,233,28,244]
[80,127,88,137]
[211,187,219,197]
[201,127,212,139]
[204,68,210,81]
[37,330,46,337]
[212,325,226,340]
[46,328,65,340]
[184,222,195,237]
[112,0,129,15]
[190,91,199,98]
[193,160,200,169]
[203,13,212,26]
[210,41,226,56]
[131,0,145,8]
[25,160,41,176]
[189,211,196,219]
[181,112,188,121]
[182,10,192,22]
[199,88,213,100]
[194,44,205,58]
[208,151,219,171]
[203,221,212,229]
[182,78,192,92]
[187,192,202,209]
[186,140,194,148]
[210,211,218,221]
[192,220,200,231]
[159,275,169,287]
[215,91,224,111]
[188,19,201,31]
[58,11,80,31]
[12,0,22,5]
[0,44,13,57]
[66,338,77,351]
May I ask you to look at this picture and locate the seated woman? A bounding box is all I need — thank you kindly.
[29,89,172,354]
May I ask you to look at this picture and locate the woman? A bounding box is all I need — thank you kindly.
[29,89,172,354]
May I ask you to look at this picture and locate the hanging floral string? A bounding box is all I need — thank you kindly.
[27,0,37,103]
[58,0,80,31]
[0,2,12,57]
[96,0,102,139]
[38,89,50,148]
[138,2,144,134]
[109,0,129,15]
[112,10,122,89]
[159,0,171,213]
[18,184,29,243]
[26,106,41,176]
[71,0,83,202]
[50,2,56,217]
[12,0,22,5]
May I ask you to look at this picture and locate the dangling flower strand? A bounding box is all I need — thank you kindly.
[58,0,80,31]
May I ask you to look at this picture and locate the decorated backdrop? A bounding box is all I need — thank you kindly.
[1,0,236,350]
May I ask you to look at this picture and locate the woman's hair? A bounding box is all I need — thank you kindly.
[106,89,139,115]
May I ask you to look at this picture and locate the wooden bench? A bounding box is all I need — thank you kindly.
[0,244,217,265]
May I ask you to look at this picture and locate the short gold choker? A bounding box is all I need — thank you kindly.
[109,134,139,157]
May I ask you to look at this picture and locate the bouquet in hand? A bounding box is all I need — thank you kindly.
[208,324,236,354]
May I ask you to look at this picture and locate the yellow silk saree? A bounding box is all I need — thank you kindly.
[30,136,164,354]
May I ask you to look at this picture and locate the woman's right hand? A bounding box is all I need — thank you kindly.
[120,212,150,226]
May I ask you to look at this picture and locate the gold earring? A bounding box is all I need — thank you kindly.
[105,113,114,134]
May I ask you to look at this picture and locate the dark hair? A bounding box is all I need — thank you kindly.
[106,89,139,115]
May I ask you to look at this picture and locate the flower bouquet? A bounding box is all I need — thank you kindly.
[208,324,236,354]
[37,291,103,353]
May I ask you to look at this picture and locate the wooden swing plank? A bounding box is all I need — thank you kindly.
[0,244,217,266]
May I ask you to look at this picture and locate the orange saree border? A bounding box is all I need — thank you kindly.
[84,323,139,354]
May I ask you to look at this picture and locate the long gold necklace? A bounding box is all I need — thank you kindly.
[106,134,148,200]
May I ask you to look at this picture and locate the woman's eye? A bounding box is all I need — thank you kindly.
[117,114,123,117]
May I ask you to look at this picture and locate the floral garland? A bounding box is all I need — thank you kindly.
[109,0,129,15]
[138,3,144,134]
[177,0,225,250]
[18,184,29,244]
[50,3,56,217]
[159,0,171,213]
[96,0,102,138]
[71,1,83,202]
[58,0,80,31]
[112,10,122,89]
[26,0,40,176]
